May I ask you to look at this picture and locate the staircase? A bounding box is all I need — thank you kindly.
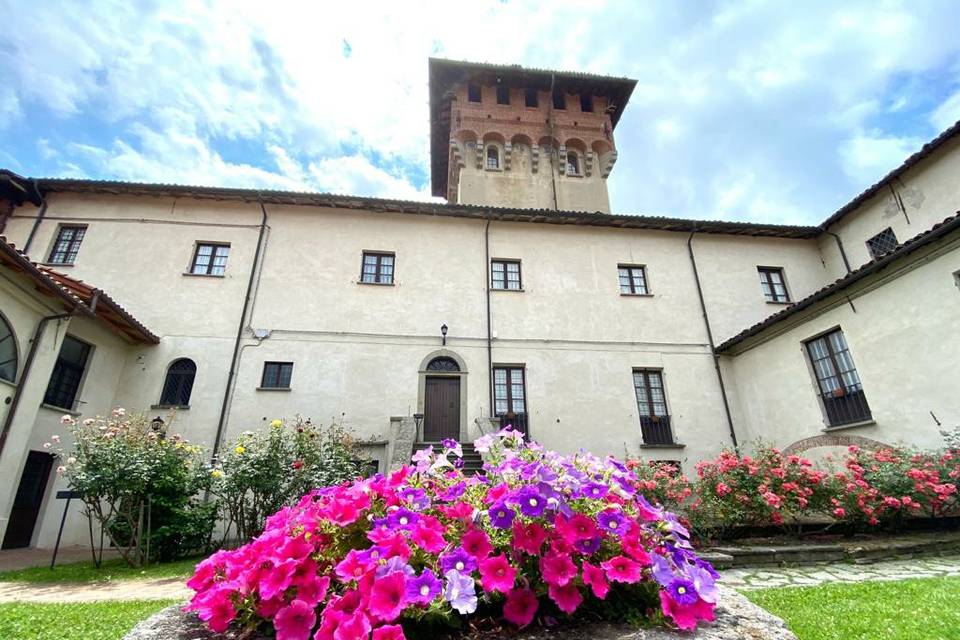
[418,441,485,475]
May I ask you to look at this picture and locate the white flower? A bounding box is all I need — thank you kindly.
[56,466,66,475]
[51,435,61,443]
[111,407,126,417]
[67,457,77,464]
[82,419,95,426]
[42,442,52,449]
[60,415,75,425]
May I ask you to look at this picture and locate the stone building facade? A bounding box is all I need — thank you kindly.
[0,58,958,550]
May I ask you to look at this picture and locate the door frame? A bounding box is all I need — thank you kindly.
[2,450,55,549]
[417,349,468,442]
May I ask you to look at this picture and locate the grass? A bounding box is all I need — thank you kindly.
[0,557,200,585]
[0,600,179,640]
[746,576,960,640]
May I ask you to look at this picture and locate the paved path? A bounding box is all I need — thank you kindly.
[721,554,960,590]
[0,576,191,603]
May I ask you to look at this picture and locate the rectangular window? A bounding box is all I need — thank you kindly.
[758,267,790,303]
[496,85,510,105]
[525,88,538,108]
[360,251,395,284]
[866,227,898,259]
[493,366,527,435]
[805,329,872,427]
[618,265,648,295]
[47,225,87,265]
[580,94,593,112]
[190,243,230,276]
[552,91,566,110]
[633,369,674,445]
[467,84,482,103]
[43,335,91,410]
[261,362,293,389]
[491,259,522,290]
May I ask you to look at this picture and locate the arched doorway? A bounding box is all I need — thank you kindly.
[418,351,467,442]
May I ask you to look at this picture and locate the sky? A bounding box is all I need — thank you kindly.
[2,1,960,225]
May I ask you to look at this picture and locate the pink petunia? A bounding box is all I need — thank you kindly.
[261,558,298,600]
[601,555,643,583]
[659,591,716,631]
[462,528,494,560]
[273,599,316,640]
[548,582,583,615]
[410,519,447,554]
[333,612,372,640]
[540,552,578,587]
[297,575,330,607]
[555,513,598,544]
[511,521,548,555]
[372,624,406,640]
[479,554,517,593]
[581,562,609,599]
[502,588,539,627]
[369,572,408,622]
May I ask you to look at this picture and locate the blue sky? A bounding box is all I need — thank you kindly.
[2,1,960,225]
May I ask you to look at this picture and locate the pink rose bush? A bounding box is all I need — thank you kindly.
[186,428,719,638]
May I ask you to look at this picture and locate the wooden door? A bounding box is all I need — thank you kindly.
[423,376,460,441]
[2,451,54,549]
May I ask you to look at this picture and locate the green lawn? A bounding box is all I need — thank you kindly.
[746,576,960,640]
[0,557,200,585]
[0,600,179,640]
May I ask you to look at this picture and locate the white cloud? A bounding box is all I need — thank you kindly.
[931,90,960,131]
[839,131,924,185]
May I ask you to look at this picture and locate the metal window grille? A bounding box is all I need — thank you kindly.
[805,330,872,427]
[618,265,648,294]
[566,153,579,175]
[261,362,293,389]
[758,267,790,302]
[159,358,196,406]
[491,260,521,290]
[866,227,899,259]
[43,336,91,410]
[493,366,527,435]
[486,146,499,169]
[48,226,86,264]
[633,369,673,444]
[191,243,230,275]
[360,252,395,284]
[0,314,16,383]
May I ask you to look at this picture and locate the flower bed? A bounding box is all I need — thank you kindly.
[186,429,719,639]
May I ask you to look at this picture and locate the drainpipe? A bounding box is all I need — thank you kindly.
[484,216,494,416]
[23,180,48,256]
[211,201,268,460]
[686,228,738,448]
[0,312,72,460]
[822,230,852,274]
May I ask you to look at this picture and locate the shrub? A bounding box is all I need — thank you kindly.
[186,429,719,638]
[56,410,214,566]
[210,417,368,543]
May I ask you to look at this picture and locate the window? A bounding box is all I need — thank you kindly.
[159,358,196,406]
[552,91,566,110]
[496,85,510,105]
[0,313,16,383]
[261,362,293,389]
[190,243,230,276]
[806,329,872,427]
[491,260,521,290]
[493,366,527,435]
[467,84,482,102]
[758,267,790,303]
[866,227,898,259]
[486,145,500,170]
[525,88,538,108]
[426,357,460,372]
[566,152,580,176]
[580,94,593,112]
[43,335,90,410]
[361,252,395,284]
[47,225,86,265]
[618,265,648,295]
[633,369,674,445]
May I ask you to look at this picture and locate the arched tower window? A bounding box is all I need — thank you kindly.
[426,357,460,372]
[0,313,17,383]
[159,358,196,406]
[486,145,500,170]
[566,152,580,176]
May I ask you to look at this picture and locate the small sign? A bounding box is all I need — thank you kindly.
[56,490,82,500]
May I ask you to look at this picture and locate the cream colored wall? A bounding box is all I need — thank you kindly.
[723,236,960,453]
[818,136,960,277]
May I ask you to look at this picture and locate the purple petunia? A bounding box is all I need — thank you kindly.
[488,501,515,529]
[375,556,416,579]
[667,578,699,605]
[399,487,431,511]
[511,486,547,517]
[581,482,609,499]
[439,547,477,574]
[437,481,466,502]
[575,537,601,554]
[596,510,629,536]
[406,569,442,605]
[442,438,463,458]
[444,569,478,615]
[386,508,420,530]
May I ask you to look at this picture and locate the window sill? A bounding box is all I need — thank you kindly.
[484,168,503,172]
[491,287,524,293]
[256,387,291,392]
[620,292,653,297]
[182,272,225,278]
[640,443,686,449]
[356,281,395,286]
[151,404,190,410]
[40,403,80,416]
[822,419,876,432]
[765,300,793,305]
[41,262,75,268]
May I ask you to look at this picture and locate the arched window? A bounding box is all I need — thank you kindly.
[159,358,196,406]
[486,145,500,170]
[566,152,580,176]
[0,314,17,383]
[426,357,460,372]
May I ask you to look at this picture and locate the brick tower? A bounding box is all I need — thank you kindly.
[429,59,636,213]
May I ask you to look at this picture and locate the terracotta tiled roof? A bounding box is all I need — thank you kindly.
[0,236,159,344]
[716,211,960,353]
